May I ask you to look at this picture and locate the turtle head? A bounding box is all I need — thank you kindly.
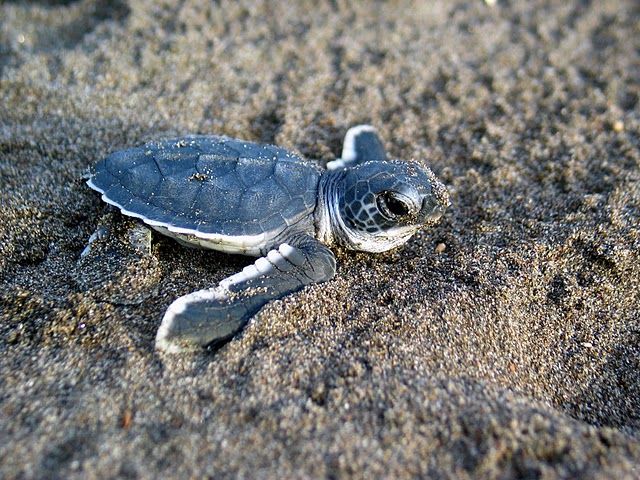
[327,160,449,252]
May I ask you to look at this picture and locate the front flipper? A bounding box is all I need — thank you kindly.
[155,237,336,353]
[327,125,388,170]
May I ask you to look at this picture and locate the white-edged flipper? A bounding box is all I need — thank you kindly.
[327,125,388,170]
[155,237,336,353]
[80,225,110,258]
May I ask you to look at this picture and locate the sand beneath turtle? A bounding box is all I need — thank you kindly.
[1,1,639,478]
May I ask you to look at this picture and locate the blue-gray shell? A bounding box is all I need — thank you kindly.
[88,135,323,240]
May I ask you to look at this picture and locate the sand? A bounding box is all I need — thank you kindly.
[1,0,639,478]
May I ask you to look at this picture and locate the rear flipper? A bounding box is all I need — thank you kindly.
[327,125,388,170]
[155,236,336,353]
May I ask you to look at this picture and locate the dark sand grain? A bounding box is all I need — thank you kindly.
[1,1,639,478]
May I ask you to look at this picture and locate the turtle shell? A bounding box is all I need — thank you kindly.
[88,136,322,252]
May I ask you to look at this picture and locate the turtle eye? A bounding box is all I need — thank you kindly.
[377,191,410,218]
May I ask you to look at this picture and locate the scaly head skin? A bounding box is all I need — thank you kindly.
[317,160,449,252]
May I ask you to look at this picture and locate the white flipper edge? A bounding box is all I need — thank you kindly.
[155,239,336,353]
[327,125,378,170]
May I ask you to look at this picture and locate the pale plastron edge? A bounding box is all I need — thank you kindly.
[86,177,268,250]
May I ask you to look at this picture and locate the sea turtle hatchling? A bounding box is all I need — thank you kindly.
[87,125,449,353]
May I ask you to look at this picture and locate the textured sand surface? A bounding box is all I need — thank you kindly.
[1,1,639,478]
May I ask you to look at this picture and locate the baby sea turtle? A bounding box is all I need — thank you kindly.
[87,126,449,353]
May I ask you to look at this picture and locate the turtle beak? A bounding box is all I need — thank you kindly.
[417,194,447,225]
